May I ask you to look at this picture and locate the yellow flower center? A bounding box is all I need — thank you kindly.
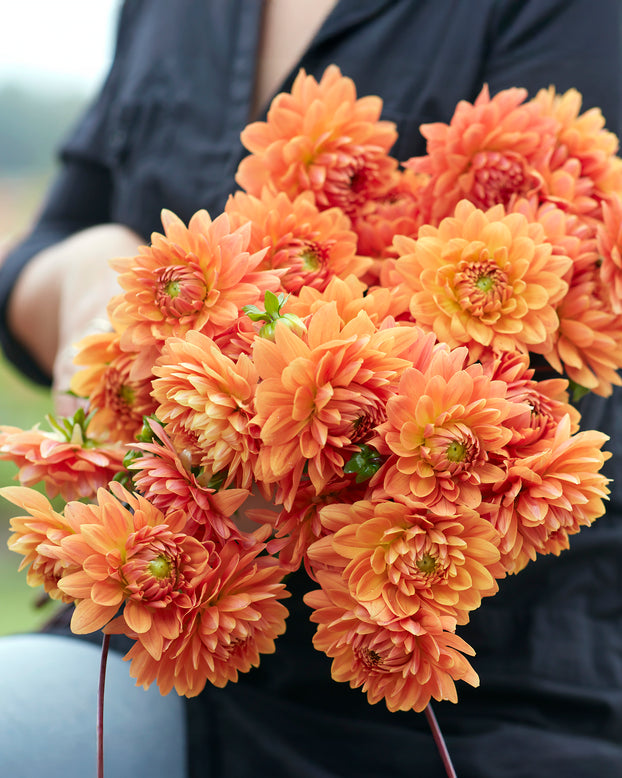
[148,554,173,580]
[475,274,494,293]
[416,553,438,575]
[446,440,466,462]
[165,279,181,298]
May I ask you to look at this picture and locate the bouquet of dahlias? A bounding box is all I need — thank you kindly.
[1,66,618,719]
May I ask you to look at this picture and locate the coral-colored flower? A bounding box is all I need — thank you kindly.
[309,499,502,625]
[1,486,77,601]
[393,200,572,357]
[305,570,478,712]
[532,87,622,215]
[71,331,156,443]
[406,86,556,223]
[58,482,210,659]
[485,415,610,573]
[118,543,289,695]
[236,66,399,217]
[109,209,279,357]
[0,416,125,501]
[597,193,622,313]
[152,331,261,489]
[252,304,425,507]
[374,344,526,513]
[225,189,370,292]
[480,351,580,455]
[129,420,251,544]
[251,476,368,574]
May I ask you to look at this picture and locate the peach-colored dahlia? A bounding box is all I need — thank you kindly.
[236,66,399,217]
[109,209,279,355]
[309,499,502,625]
[1,486,77,601]
[71,330,156,443]
[373,345,527,513]
[305,570,478,712]
[119,543,289,695]
[480,351,580,455]
[129,420,251,544]
[57,482,210,660]
[597,193,622,313]
[406,85,557,224]
[152,331,261,489]
[485,415,610,574]
[251,304,424,507]
[393,200,572,357]
[225,189,370,292]
[532,87,622,216]
[0,418,125,501]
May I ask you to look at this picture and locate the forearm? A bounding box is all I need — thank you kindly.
[7,223,143,379]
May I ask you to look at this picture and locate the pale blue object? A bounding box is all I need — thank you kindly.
[0,634,187,777]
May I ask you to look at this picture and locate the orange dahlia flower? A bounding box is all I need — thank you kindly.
[481,351,580,455]
[71,330,156,443]
[374,345,526,513]
[486,415,610,573]
[152,331,261,489]
[532,87,622,214]
[406,85,557,223]
[597,193,622,313]
[58,482,210,659]
[0,419,124,501]
[119,543,289,695]
[309,499,502,625]
[252,303,423,507]
[109,209,279,354]
[1,486,77,601]
[129,420,251,544]
[236,66,399,217]
[305,570,478,712]
[393,200,572,357]
[225,189,370,292]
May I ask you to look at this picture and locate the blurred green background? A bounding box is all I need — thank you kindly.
[0,85,87,634]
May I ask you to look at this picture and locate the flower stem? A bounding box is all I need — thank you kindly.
[424,703,457,778]
[97,633,110,778]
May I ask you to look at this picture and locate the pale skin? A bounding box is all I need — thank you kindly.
[5,0,338,409]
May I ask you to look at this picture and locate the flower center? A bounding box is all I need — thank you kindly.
[148,554,173,580]
[475,274,494,293]
[446,440,466,462]
[155,265,207,318]
[416,553,438,575]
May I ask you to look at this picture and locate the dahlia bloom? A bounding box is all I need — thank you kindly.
[152,331,261,489]
[1,486,77,601]
[485,415,610,573]
[128,420,251,544]
[251,303,424,507]
[225,189,370,293]
[236,66,399,217]
[118,543,289,695]
[393,200,572,357]
[406,85,557,223]
[309,499,503,625]
[0,417,125,501]
[305,570,478,712]
[57,482,210,659]
[532,86,622,215]
[480,351,580,455]
[109,209,279,358]
[71,330,156,443]
[374,344,527,513]
[597,193,622,313]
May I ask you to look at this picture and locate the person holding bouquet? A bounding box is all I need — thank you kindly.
[1,1,622,776]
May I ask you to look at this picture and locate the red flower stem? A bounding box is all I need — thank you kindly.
[97,633,111,778]
[424,703,457,778]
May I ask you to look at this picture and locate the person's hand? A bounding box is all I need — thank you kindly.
[8,224,144,416]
